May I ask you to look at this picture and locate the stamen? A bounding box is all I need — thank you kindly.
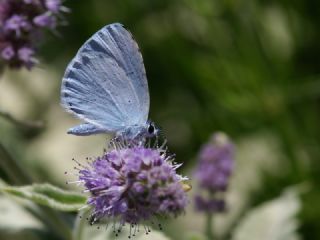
[133,223,137,236]
[143,224,148,235]
[128,223,132,238]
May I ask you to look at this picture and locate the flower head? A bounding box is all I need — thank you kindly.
[0,0,68,69]
[194,132,234,213]
[73,143,188,236]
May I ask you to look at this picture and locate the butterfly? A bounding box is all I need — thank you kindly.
[61,23,159,141]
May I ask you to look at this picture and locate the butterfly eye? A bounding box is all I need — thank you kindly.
[148,124,155,134]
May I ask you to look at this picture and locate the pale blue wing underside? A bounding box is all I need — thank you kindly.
[67,123,106,136]
[61,23,150,134]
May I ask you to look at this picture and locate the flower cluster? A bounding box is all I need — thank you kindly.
[76,143,188,236]
[0,0,68,69]
[194,132,234,213]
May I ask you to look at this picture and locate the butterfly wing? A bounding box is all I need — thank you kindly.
[67,123,107,136]
[61,23,150,134]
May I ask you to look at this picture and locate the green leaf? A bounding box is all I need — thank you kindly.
[213,134,293,237]
[186,232,207,240]
[0,195,50,240]
[0,195,43,230]
[231,188,302,240]
[1,183,87,212]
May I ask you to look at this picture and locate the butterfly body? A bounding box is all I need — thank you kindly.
[61,23,158,141]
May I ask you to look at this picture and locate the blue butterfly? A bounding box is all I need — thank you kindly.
[61,23,158,140]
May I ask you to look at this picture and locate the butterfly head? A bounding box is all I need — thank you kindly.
[117,121,159,141]
[145,121,160,138]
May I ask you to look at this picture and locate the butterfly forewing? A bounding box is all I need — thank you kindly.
[61,23,150,133]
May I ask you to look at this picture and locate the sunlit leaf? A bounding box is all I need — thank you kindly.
[231,188,301,240]
[0,195,49,240]
[213,134,289,236]
[1,183,87,212]
[0,195,42,229]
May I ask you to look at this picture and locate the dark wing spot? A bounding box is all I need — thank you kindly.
[70,107,84,114]
[82,55,90,65]
[88,39,106,53]
[73,61,82,69]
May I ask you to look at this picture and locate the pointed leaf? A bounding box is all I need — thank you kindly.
[231,188,301,240]
[0,195,49,240]
[1,183,87,212]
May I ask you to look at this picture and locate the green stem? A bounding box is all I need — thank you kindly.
[206,213,214,240]
[0,108,44,131]
[72,209,90,240]
[0,142,72,240]
[0,143,32,185]
[28,205,72,240]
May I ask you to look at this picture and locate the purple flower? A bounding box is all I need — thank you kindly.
[45,0,61,13]
[1,45,15,60]
[4,15,31,35]
[17,47,37,69]
[33,12,56,28]
[0,0,68,69]
[75,144,188,236]
[194,132,234,213]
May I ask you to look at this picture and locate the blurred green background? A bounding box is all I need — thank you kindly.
[1,0,320,239]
